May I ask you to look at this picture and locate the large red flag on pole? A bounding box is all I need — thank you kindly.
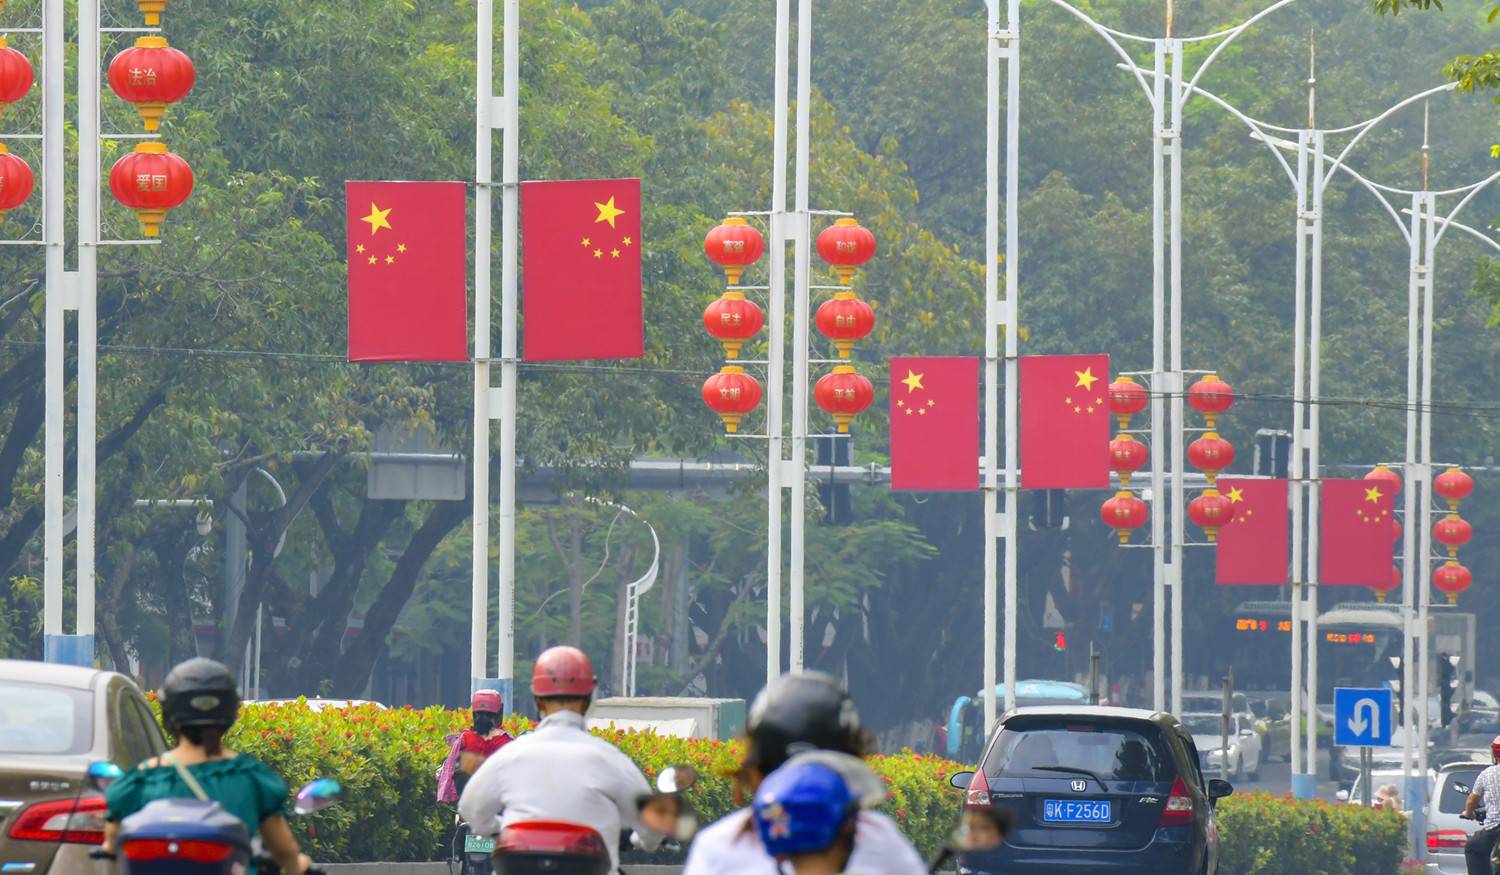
[1320,478,1396,585]
[1018,354,1111,489]
[888,356,979,490]
[521,178,643,361]
[1215,477,1290,585]
[346,181,468,362]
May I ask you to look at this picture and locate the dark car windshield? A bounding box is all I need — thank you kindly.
[1181,714,1236,736]
[0,681,92,755]
[1440,767,1485,814]
[984,719,1173,782]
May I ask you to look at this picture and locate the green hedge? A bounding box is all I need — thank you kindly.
[1217,792,1408,875]
[226,701,961,862]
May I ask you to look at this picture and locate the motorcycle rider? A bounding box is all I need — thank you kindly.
[458,689,514,784]
[100,658,312,875]
[752,761,860,875]
[681,672,926,875]
[458,646,680,872]
[1462,735,1500,875]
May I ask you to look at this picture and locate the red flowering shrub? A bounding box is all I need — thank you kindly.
[1217,792,1406,875]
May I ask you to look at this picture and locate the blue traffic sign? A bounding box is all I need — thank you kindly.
[1333,687,1393,747]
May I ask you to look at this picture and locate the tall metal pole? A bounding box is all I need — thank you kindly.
[1148,39,1167,712]
[1400,194,1418,821]
[41,0,66,657]
[788,0,813,675]
[1304,127,1325,781]
[1167,37,1185,721]
[1287,127,1310,794]
[765,0,791,683]
[1416,191,1435,781]
[76,0,101,663]
[472,0,494,689]
[496,0,520,700]
[982,0,1001,730]
[1001,0,1021,718]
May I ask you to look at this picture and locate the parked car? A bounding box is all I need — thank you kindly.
[1424,760,1489,875]
[1181,713,1262,781]
[1465,690,1500,733]
[0,659,169,875]
[949,705,1233,875]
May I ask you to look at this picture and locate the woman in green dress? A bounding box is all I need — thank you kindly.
[101,658,311,874]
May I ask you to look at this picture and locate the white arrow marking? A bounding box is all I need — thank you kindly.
[1347,698,1379,738]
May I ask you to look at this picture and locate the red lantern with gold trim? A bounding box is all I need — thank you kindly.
[815,292,875,358]
[1101,491,1149,544]
[0,144,34,223]
[1188,489,1233,541]
[701,366,761,433]
[108,142,192,237]
[1187,374,1234,428]
[107,36,195,132]
[1109,434,1148,487]
[1187,433,1234,486]
[815,218,876,285]
[135,0,167,26]
[814,365,874,433]
[1434,467,1473,512]
[0,37,34,118]
[1433,514,1472,558]
[1433,560,1471,605]
[1108,376,1148,429]
[703,291,763,359]
[1372,565,1400,603]
[1365,465,1402,496]
[703,218,764,285]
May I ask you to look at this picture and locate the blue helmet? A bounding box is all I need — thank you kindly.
[752,761,856,857]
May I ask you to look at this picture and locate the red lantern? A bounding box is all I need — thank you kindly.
[701,366,761,433]
[814,365,874,433]
[1187,374,1234,428]
[815,292,875,358]
[1188,489,1233,541]
[108,37,195,132]
[1372,565,1400,603]
[0,37,34,118]
[109,142,193,237]
[0,144,34,223]
[815,218,876,285]
[1109,434,1148,487]
[1187,433,1234,486]
[1108,376,1148,429]
[703,217,764,286]
[1364,465,1402,496]
[136,0,167,26]
[1392,519,1402,543]
[1433,514,1472,558]
[1433,560,1471,605]
[703,291,763,359]
[1101,491,1149,544]
[1434,467,1473,512]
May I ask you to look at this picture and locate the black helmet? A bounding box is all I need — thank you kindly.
[160,658,241,730]
[744,671,863,773]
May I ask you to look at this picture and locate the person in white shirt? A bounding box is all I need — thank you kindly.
[681,672,926,875]
[458,646,679,872]
[1464,736,1500,875]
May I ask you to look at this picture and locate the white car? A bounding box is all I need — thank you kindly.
[1182,712,1262,781]
[1425,761,1487,875]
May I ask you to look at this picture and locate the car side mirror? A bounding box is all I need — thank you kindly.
[950,770,976,790]
[293,778,341,814]
[656,764,698,793]
[1207,779,1233,800]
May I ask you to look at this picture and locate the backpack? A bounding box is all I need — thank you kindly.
[436,732,463,804]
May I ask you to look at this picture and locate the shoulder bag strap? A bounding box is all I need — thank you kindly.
[162,752,211,802]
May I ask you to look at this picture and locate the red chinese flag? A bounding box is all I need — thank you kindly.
[1018,354,1111,489]
[1320,478,1396,585]
[346,181,468,362]
[521,178,643,361]
[889,357,979,491]
[1215,478,1289,585]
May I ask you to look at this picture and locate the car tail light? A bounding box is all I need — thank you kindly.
[1157,776,1194,827]
[123,839,236,863]
[964,770,991,807]
[8,796,109,843]
[1428,830,1468,850]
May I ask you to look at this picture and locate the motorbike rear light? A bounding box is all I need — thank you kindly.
[964,770,991,807]
[1428,830,1468,850]
[8,796,109,844]
[123,838,236,863]
[1156,776,1194,827]
[499,820,611,858]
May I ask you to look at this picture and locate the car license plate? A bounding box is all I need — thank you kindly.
[465,834,496,853]
[1043,800,1111,823]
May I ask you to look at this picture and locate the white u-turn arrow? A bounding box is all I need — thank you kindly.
[1347,697,1379,737]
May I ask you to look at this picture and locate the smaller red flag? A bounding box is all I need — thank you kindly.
[889,357,978,490]
[1320,478,1396,585]
[1019,354,1111,489]
[1215,478,1289,585]
[346,181,468,362]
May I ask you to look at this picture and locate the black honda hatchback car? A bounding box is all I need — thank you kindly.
[950,706,1234,875]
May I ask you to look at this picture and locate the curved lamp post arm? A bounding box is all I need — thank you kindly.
[1323,82,1459,188]
[1038,0,1157,101]
[1410,206,1500,255]
[1431,173,1500,249]
[1182,0,1306,90]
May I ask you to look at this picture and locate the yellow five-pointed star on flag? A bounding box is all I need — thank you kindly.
[1364,486,1383,503]
[1226,486,1245,503]
[361,203,393,235]
[901,370,925,392]
[1074,367,1099,390]
[595,197,626,228]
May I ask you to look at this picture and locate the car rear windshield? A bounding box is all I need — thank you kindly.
[0,681,92,755]
[984,718,1174,782]
[1440,767,1485,814]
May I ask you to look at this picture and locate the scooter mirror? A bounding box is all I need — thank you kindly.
[656,765,698,793]
[293,778,342,814]
[674,811,699,842]
[87,761,124,793]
